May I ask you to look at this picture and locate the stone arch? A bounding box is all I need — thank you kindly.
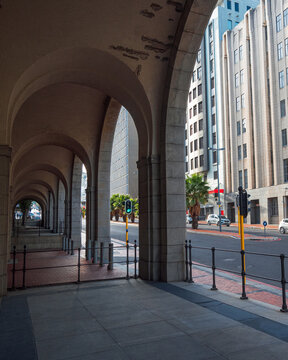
[8,47,152,157]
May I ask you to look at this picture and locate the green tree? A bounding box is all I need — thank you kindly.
[186,174,209,229]
[18,199,32,226]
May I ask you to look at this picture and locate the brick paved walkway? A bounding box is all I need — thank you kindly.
[191,264,287,310]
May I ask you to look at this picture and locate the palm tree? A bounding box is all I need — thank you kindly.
[186,174,209,229]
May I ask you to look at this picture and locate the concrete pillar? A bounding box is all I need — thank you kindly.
[58,181,65,234]
[0,145,11,296]
[64,199,69,236]
[70,156,82,248]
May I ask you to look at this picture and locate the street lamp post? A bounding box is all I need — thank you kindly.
[208,146,225,232]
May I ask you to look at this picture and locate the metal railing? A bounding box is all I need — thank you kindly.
[9,240,138,290]
[184,240,288,312]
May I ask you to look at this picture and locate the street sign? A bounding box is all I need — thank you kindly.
[263,221,267,227]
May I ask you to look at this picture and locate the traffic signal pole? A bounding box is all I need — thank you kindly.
[126,214,128,245]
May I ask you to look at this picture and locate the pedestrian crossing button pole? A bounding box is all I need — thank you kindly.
[125,199,132,279]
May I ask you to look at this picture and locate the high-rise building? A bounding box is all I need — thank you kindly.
[223,0,288,224]
[110,107,138,198]
[185,0,259,219]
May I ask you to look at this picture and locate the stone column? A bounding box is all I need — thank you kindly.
[137,156,161,281]
[0,145,11,296]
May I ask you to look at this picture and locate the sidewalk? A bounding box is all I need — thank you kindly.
[1,279,288,360]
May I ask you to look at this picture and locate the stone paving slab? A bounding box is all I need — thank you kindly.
[1,279,288,359]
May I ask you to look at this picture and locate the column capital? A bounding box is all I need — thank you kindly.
[0,145,12,158]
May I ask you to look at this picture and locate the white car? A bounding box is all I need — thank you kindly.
[207,214,231,227]
[279,219,288,234]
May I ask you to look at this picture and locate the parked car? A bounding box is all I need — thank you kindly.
[279,219,288,234]
[186,214,192,224]
[207,214,231,227]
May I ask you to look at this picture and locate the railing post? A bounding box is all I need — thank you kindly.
[126,243,129,280]
[71,240,74,255]
[87,240,92,261]
[65,237,68,252]
[240,250,248,300]
[77,248,81,283]
[62,236,66,251]
[22,245,27,289]
[188,240,194,283]
[100,242,104,266]
[280,254,288,312]
[185,240,188,282]
[92,241,97,264]
[134,240,137,279]
[67,238,70,254]
[12,245,16,290]
[211,247,217,290]
[108,243,113,270]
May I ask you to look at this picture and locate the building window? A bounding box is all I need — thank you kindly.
[281,99,286,117]
[190,125,193,136]
[286,68,288,85]
[227,0,231,10]
[208,23,213,37]
[185,161,188,173]
[212,113,216,126]
[198,84,202,96]
[212,132,216,145]
[235,2,239,12]
[284,8,288,27]
[239,170,243,187]
[199,137,203,149]
[190,141,193,152]
[199,119,203,131]
[234,49,239,64]
[228,20,232,30]
[191,158,193,170]
[211,95,215,107]
[214,171,218,180]
[279,70,285,88]
[198,102,203,113]
[189,108,192,118]
[185,146,187,156]
[243,143,247,158]
[242,118,246,133]
[189,91,192,102]
[236,96,240,112]
[193,105,197,116]
[193,88,197,99]
[193,70,196,82]
[211,77,215,89]
[270,197,279,216]
[210,59,214,72]
[200,155,204,167]
[235,72,239,87]
[209,41,213,55]
[213,151,217,164]
[240,69,244,84]
[241,93,245,108]
[197,49,201,63]
[194,122,197,133]
[194,139,198,151]
[238,145,241,160]
[247,6,250,10]
[239,45,243,60]
[285,38,288,56]
[244,169,248,189]
[282,129,287,146]
[278,42,283,60]
[284,159,288,182]
[237,121,241,135]
[185,129,187,140]
[276,14,282,32]
[195,157,198,168]
[197,67,202,80]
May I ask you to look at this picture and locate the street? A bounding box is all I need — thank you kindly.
[109,221,288,287]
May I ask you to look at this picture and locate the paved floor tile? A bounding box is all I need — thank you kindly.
[227,342,288,360]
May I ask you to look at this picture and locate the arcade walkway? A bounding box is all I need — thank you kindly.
[1,279,288,359]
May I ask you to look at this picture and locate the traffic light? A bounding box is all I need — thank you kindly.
[125,199,132,214]
[238,186,250,218]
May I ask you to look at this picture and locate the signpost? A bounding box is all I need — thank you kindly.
[125,199,132,245]
[263,221,267,237]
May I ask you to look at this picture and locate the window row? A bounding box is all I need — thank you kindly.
[189,119,203,135]
[191,155,204,170]
[276,8,288,33]
[235,69,244,87]
[227,1,240,12]
[237,144,247,160]
[234,45,243,64]
[237,118,246,135]
[189,102,203,118]
[189,137,204,152]
[239,169,248,189]
[236,94,245,111]
[192,67,202,82]
[277,39,288,60]
[278,68,288,89]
